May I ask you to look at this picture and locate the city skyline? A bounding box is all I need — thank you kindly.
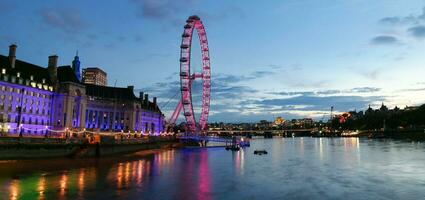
[1,0,425,122]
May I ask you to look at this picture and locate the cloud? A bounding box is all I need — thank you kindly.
[214,74,246,83]
[130,0,245,29]
[249,70,273,78]
[213,85,257,99]
[379,7,425,25]
[380,17,402,25]
[408,25,425,38]
[370,35,398,45]
[39,8,87,32]
[404,88,425,92]
[214,70,275,84]
[349,87,380,93]
[270,87,381,96]
[252,95,385,112]
[142,70,384,122]
[377,7,425,42]
[131,0,198,20]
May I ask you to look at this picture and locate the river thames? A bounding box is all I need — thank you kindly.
[1,137,425,200]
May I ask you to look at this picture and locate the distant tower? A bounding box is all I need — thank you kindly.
[72,51,81,81]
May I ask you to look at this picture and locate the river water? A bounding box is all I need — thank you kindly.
[1,137,425,200]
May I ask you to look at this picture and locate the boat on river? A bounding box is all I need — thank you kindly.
[254,150,268,155]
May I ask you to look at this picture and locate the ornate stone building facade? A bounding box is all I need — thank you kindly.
[0,44,164,136]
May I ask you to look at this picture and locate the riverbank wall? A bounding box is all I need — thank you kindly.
[0,136,181,160]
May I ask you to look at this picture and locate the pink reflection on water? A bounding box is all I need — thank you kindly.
[197,150,211,200]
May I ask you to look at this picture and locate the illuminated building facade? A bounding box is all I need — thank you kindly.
[273,117,285,125]
[0,44,164,136]
[82,67,107,86]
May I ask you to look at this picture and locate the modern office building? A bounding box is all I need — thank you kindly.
[0,44,164,136]
[82,67,107,86]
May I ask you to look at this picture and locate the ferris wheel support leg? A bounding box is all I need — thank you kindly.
[169,100,183,125]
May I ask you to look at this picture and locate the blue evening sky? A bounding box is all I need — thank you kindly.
[1,0,425,122]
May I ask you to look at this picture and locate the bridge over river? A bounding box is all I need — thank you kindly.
[177,129,315,147]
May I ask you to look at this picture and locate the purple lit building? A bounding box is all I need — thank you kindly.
[0,44,164,136]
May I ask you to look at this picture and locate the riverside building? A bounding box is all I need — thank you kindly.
[0,44,164,136]
[82,67,107,86]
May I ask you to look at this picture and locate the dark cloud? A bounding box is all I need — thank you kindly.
[214,74,246,83]
[141,71,384,122]
[380,17,402,25]
[140,72,260,115]
[270,87,381,96]
[131,0,198,20]
[250,70,272,78]
[265,64,302,71]
[213,71,275,84]
[271,91,315,96]
[209,87,385,122]
[252,95,385,112]
[211,74,258,99]
[39,8,87,33]
[370,35,398,45]
[379,7,425,25]
[212,85,257,99]
[130,0,244,29]
[408,25,425,38]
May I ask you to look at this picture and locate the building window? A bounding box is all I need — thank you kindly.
[30,75,34,81]
[17,72,20,78]
[1,68,5,74]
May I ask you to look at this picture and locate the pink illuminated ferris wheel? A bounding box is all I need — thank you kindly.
[169,15,211,133]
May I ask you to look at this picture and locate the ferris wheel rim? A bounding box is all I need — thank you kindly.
[179,15,211,133]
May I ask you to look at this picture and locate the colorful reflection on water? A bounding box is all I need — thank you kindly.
[1,138,425,199]
[0,149,187,199]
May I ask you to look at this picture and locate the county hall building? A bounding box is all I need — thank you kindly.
[0,44,165,136]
